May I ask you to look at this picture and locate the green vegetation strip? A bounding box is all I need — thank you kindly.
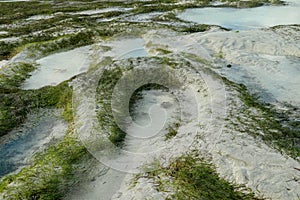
[223,77,300,159]
[96,66,126,146]
[0,80,73,136]
[137,154,263,200]
[0,62,36,89]
[0,30,96,60]
[0,132,88,200]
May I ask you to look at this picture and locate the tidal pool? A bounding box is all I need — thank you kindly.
[119,48,148,59]
[220,55,300,107]
[22,46,91,90]
[0,109,67,177]
[104,38,148,59]
[178,0,300,30]
[22,39,147,90]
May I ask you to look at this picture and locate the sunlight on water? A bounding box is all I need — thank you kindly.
[178,1,300,30]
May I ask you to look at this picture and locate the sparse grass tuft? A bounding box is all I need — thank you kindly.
[155,48,173,55]
[165,122,180,140]
[0,62,36,89]
[180,24,210,33]
[215,48,224,59]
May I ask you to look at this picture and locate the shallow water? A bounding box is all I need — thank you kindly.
[220,55,300,106]
[22,39,147,90]
[22,46,91,90]
[71,7,132,16]
[105,38,148,59]
[178,0,300,30]
[119,48,148,59]
[0,109,67,177]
